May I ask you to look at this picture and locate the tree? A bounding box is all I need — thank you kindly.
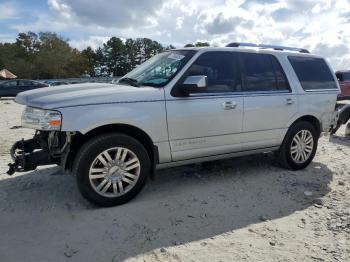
[165,44,176,50]
[102,37,164,76]
[184,42,210,47]
[0,31,194,78]
[195,42,210,47]
[35,32,86,78]
[81,46,98,76]
[15,32,40,78]
[103,37,125,76]
[124,38,138,72]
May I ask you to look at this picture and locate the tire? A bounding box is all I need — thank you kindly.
[73,133,150,207]
[277,121,318,170]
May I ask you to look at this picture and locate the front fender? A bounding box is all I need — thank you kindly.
[58,101,168,143]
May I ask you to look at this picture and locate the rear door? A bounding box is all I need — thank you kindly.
[240,53,297,150]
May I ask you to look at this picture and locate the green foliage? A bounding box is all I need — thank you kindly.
[184,42,210,47]
[0,32,87,79]
[93,37,165,76]
[81,46,98,77]
[0,31,192,79]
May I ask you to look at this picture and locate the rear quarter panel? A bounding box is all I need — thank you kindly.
[278,53,339,132]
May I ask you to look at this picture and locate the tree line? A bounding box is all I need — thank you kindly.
[0,32,210,79]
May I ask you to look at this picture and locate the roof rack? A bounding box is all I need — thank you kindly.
[226,42,310,54]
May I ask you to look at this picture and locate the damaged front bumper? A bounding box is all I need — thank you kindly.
[7,131,74,175]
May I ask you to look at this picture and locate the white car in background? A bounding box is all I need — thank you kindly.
[8,43,339,206]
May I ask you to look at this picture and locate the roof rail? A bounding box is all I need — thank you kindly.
[226,42,310,54]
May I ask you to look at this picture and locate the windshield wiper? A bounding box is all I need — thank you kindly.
[118,77,140,87]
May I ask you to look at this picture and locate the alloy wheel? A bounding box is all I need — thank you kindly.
[290,129,314,164]
[88,147,141,198]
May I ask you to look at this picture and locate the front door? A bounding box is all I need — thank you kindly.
[166,51,244,161]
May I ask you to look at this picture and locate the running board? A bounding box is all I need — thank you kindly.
[156,146,279,169]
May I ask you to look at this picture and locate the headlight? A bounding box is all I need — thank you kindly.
[21,106,62,131]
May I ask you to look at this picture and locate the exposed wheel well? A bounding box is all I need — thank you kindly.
[291,115,321,137]
[64,124,158,177]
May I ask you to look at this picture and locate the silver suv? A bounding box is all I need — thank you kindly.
[8,43,339,206]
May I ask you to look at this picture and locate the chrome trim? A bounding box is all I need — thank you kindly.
[222,101,237,110]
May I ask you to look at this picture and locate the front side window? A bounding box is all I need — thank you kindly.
[184,51,240,93]
[120,50,196,87]
[241,53,289,92]
[288,56,337,90]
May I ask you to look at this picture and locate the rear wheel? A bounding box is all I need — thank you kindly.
[277,121,318,170]
[74,133,150,206]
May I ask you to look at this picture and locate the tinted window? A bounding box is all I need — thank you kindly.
[1,81,17,88]
[343,72,350,81]
[241,53,289,92]
[185,51,240,93]
[271,57,290,90]
[288,56,337,90]
[18,80,34,87]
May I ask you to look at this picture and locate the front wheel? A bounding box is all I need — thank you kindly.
[277,121,318,170]
[74,133,150,206]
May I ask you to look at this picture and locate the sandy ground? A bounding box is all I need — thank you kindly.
[0,99,349,262]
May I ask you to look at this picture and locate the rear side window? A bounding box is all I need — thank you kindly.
[288,56,337,90]
[241,53,290,92]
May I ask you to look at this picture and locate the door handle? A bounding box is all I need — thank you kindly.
[286,98,294,105]
[222,101,237,110]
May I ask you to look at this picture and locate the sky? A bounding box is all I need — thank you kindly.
[0,0,350,69]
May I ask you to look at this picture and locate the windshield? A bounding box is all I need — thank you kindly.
[119,50,196,87]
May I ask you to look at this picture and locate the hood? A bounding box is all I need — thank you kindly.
[15,83,165,109]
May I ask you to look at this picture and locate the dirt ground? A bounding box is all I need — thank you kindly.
[0,99,349,262]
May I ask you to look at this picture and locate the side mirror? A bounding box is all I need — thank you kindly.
[181,75,208,94]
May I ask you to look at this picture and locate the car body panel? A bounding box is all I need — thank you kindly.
[166,95,243,161]
[13,47,340,167]
[14,83,164,109]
